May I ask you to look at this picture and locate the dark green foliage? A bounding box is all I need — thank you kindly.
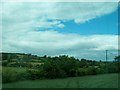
[2,68,28,83]
[115,55,120,62]
[114,55,120,72]
[2,53,18,61]
[42,57,67,79]
[106,62,119,73]
[87,67,99,75]
[2,67,29,83]
[2,61,8,66]
[2,53,120,83]
[77,67,99,76]
[26,69,45,80]
[77,68,87,76]
[2,53,41,61]
[2,68,18,83]
[41,55,79,78]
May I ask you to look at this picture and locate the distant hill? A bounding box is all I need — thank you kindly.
[1,52,44,60]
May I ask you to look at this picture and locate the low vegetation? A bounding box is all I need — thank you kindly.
[1,53,120,83]
[3,73,118,88]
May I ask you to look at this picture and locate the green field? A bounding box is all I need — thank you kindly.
[2,67,27,72]
[3,73,118,88]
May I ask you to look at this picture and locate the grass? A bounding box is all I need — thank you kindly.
[3,73,118,88]
[2,67,27,73]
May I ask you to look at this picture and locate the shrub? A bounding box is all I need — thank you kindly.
[2,68,18,83]
[2,67,29,83]
[77,67,99,76]
[68,69,77,77]
[45,69,66,79]
[106,63,119,73]
[17,71,29,80]
[87,67,99,75]
[26,69,45,80]
[99,62,119,74]
[2,61,8,66]
[77,68,87,76]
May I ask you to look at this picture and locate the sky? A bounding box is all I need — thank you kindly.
[1,1,119,61]
[59,10,118,35]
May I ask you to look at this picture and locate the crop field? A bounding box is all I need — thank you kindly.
[3,73,118,88]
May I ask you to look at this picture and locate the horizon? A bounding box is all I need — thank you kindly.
[1,52,117,62]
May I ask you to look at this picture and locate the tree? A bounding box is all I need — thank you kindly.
[115,56,120,62]
[114,55,120,72]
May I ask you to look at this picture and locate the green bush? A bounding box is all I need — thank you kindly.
[26,69,45,80]
[106,63,119,73]
[17,71,29,80]
[2,68,18,83]
[68,69,77,77]
[45,69,67,79]
[77,67,99,76]
[87,67,99,75]
[77,68,87,76]
[2,67,29,83]
[99,62,119,74]
[2,61,8,66]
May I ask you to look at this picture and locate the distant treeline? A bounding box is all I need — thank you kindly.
[2,52,41,60]
[2,52,120,83]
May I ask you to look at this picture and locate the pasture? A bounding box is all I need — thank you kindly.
[3,73,118,88]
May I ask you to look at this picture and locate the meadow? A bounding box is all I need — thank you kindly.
[3,73,118,88]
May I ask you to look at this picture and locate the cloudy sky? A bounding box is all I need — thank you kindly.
[1,1,118,61]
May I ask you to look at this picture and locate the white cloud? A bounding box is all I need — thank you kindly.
[2,2,117,30]
[2,0,119,2]
[2,30,118,60]
[1,2,118,60]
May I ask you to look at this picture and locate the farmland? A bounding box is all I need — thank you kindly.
[1,53,120,88]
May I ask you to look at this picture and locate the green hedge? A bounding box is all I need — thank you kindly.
[77,67,100,76]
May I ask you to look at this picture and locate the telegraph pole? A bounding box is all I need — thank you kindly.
[106,50,108,62]
[105,50,108,73]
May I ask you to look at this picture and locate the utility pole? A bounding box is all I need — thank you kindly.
[106,50,108,62]
[105,50,108,73]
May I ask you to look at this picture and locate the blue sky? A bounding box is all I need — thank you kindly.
[57,10,118,35]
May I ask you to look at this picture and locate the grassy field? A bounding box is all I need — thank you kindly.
[2,67,27,73]
[3,73,118,88]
